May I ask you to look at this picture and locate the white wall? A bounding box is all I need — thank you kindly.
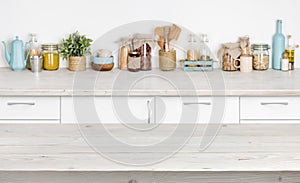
[0,0,299,68]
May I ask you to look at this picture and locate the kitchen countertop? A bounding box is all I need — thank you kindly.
[0,68,299,96]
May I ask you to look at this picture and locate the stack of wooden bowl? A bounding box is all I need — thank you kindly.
[92,49,114,71]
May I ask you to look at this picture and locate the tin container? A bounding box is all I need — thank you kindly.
[30,56,43,73]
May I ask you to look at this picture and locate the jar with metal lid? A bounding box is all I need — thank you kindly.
[127,51,141,72]
[252,44,270,70]
[42,44,59,70]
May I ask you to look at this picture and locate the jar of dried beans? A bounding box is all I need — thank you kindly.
[252,44,270,70]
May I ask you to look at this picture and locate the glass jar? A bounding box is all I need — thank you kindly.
[252,44,270,70]
[222,53,239,71]
[42,44,59,70]
[127,51,141,72]
[138,43,152,71]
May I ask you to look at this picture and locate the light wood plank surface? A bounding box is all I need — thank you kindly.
[1,171,300,183]
[0,68,299,96]
[0,124,300,172]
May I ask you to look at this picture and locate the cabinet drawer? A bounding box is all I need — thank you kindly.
[0,97,60,120]
[156,97,239,124]
[240,97,300,120]
[61,97,154,124]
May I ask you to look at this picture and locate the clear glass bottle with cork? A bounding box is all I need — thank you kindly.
[27,33,40,70]
[186,34,199,61]
[199,34,210,61]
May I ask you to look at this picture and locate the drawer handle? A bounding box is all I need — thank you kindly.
[147,100,151,124]
[183,102,211,106]
[260,102,288,106]
[7,102,36,106]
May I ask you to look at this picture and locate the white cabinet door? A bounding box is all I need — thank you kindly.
[240,97,300,122]
[61,97,155,124]
[0,97,60,123]
[155,97,239,124]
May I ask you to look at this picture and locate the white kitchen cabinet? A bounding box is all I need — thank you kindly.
[240,97,300,123]
[61,97,155,124]
[3,96,299,124]
[0,97,60,123]
[155,97,239,124]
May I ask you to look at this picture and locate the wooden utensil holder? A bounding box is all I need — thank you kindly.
[159,50,176,71]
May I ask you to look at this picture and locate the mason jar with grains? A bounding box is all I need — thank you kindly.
[252,44,270,70]
[42,44,59,70]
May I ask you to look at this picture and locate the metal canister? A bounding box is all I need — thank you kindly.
[30,56,43,73]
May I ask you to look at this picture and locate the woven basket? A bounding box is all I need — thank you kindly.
[159,50,176,71]
[68,56,86,71]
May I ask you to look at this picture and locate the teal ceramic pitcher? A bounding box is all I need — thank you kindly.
[2,36,30,71]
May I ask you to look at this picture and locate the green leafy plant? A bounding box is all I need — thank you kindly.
[59,31,93,60]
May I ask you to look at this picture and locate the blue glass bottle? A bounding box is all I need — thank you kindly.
[272,20,285,70]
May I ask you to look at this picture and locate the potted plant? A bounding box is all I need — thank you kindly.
[60,31,93,71]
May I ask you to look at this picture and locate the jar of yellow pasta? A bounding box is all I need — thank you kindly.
[42,44,59,70]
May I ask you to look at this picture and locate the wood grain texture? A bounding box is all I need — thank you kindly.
[0,68,299,96]
[0,124,300,172]
[0,171,299,183]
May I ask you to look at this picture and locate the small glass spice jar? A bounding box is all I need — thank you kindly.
[42,44,59,70]
[127,51,141,72]
[252,44,270,70]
